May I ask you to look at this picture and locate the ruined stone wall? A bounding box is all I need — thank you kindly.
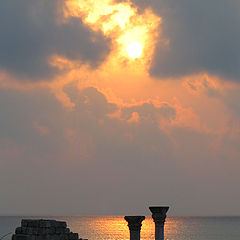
[12,219,86,240]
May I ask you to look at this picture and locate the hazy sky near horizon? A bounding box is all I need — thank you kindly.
[1,0,240,216]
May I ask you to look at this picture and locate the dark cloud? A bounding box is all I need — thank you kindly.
[132,0,240,80]
[0,0,110,80]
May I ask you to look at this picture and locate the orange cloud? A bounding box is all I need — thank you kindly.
[64,0,161,67]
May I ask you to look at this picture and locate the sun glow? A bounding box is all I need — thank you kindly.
[127,41,143,59]
[64,0,161,65]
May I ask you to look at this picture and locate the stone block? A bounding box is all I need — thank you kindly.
[55,221,67,228]
[52,235,63,240]
[12,234,35,240]
[15,227,22,234]
[14,219,82,240]
[35,236,42,240]
[68,233,78,240]
[21,220,35,228]
[57,234,66,240]
[32,228,39,235]
[35,235,53,240]
[28,221,39,228]
[39,220,56,228]
[46,227,56,235]
[55,228,68,235]
[26,228,34,235]
[38,228,49,235]
[15,234,29,240]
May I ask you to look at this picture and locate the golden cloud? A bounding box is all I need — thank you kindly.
[64,0,161,66]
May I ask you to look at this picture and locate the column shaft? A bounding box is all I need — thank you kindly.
[149,206,169,240]
[130,230,140,240]
[124,216,145,240]
[155,223,164,240]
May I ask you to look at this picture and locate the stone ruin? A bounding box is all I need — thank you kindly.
[12,219,87,240]
[11,206,169,240]
[124,206,169,240]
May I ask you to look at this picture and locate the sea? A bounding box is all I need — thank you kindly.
[1,216,240,240]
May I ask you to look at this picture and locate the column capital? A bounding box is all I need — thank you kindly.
[149,206,169,225]
[124,216,145,231]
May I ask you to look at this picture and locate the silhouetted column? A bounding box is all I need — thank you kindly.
[149,207,169,240]
[124,216,145,240]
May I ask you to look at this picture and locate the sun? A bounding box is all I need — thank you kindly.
[126,41,143,59]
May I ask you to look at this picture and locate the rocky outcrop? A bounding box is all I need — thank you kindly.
[12,219,87,240]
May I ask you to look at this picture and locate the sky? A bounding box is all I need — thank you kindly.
[1,0,240,216]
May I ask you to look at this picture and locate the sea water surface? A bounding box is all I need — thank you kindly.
[1,216,240,240]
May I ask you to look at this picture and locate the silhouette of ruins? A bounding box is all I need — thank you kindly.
[11,206,169,240]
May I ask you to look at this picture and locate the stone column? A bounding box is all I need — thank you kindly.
[124,216,145,240]
[149,207,169,240]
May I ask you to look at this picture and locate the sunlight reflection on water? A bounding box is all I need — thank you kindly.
[62,216,240,240]
[1,216,240,240]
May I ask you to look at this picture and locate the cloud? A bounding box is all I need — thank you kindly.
[1,0,240,216]
[64,86,118,117]
[0,0,110,80]
[1,84,240,215]
[0,85,173,214]
[121,102,176,123]
[0,86,68,157]
[2,0,240,83]
[131,0,240,81]
[183,74,222,98]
